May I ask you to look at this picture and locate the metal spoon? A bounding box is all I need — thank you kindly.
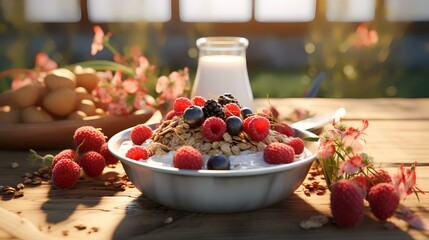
[291,107,347,132]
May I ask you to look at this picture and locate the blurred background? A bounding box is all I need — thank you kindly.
[1,0,429,98]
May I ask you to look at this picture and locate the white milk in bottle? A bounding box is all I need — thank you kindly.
[191,37,254,110]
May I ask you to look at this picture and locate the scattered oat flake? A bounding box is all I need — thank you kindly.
[163,217,174,224]
[74,224,87,230]
[300,215,329,230]
[11,162,19,168]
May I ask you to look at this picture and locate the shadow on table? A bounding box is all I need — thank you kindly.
[111,193,419,240]
[41,170,124,223]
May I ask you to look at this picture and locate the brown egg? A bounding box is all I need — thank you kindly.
[11,84,40,108]
[43,88,77,117]
[74,87,94,101]
[21,106,54,123]
[44,68,76,91]
[68,110,87,120]
[74,66,100,92]
[0,106,21,124]
[95,108,105,116]
[75,99,96,116]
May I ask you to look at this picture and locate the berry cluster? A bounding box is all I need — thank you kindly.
[149,94,303,170]
[315,120,423,229]
[52,126,120,189]
[330,171,400,228]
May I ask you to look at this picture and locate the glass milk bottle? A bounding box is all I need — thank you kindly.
[191,37,254,110]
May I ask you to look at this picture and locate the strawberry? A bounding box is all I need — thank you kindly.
[79,151,106,178]
[286,137,305,155]
[52,149,76,167]
[52,158,81,189]
[100,143,118,165]
[263,142,295,164]
[330,179,365,228]
[73,126,106,153]
[368,183,399,220]
[173,146,203,170]
[130,124,153,145]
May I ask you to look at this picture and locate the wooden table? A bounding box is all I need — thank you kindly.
[1,98,428,240]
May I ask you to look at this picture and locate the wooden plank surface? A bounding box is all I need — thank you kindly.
[1,98,428,240]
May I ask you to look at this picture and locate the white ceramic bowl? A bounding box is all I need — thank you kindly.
[108,126,319,213]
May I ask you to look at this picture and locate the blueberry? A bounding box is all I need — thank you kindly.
[183,106,205,128]
[226,116,243,136]
[241,107,253,119]
[207,154,230,170]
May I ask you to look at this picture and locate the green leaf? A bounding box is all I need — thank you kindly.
[303,137,320,142]
[64,60,135,77]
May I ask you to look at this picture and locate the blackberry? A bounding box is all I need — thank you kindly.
[218,93,241,107]
[203,99,226,119]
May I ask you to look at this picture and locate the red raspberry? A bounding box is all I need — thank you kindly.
[73,126,106,153]
[246,116,270,141]
[52,149,76,167]
[79,151,106,178]
[368,169,392,191]
[201,117,227,141]
[173,97,192,114]
[165,110,181,120]
[351,174,369,197]
[273,122,294,137]
[130,124,153,145]
[330,179,365,228]
[125,146,149,160]
[191,96,206,107]
[264,142,295,164]
[223,103,241,118]
[173,146,203,170]
[286,137,305,155]
[100,143,118,165]
[368,183,399,220]
[52,159,81,189]
[242,116,253,133]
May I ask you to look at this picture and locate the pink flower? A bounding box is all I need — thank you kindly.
[135,56,150,82]
[354,23,379,48]
[122,78,139,94]
[130,46,142,64]
[35,52,57,71]
[108,101,131,116]
[91,25,111,56]
[317,139,336,159]
[342,120,368,154]
[156,68,189,100]
[111,71,123,86]
[338,155,364,176]
[392,162,417,198]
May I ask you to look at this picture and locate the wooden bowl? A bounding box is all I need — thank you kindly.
[0,108,154,150]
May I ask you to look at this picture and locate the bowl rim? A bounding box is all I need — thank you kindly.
[108,124,319,178]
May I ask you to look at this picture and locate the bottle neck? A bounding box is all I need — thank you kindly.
[196,37,248,57]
